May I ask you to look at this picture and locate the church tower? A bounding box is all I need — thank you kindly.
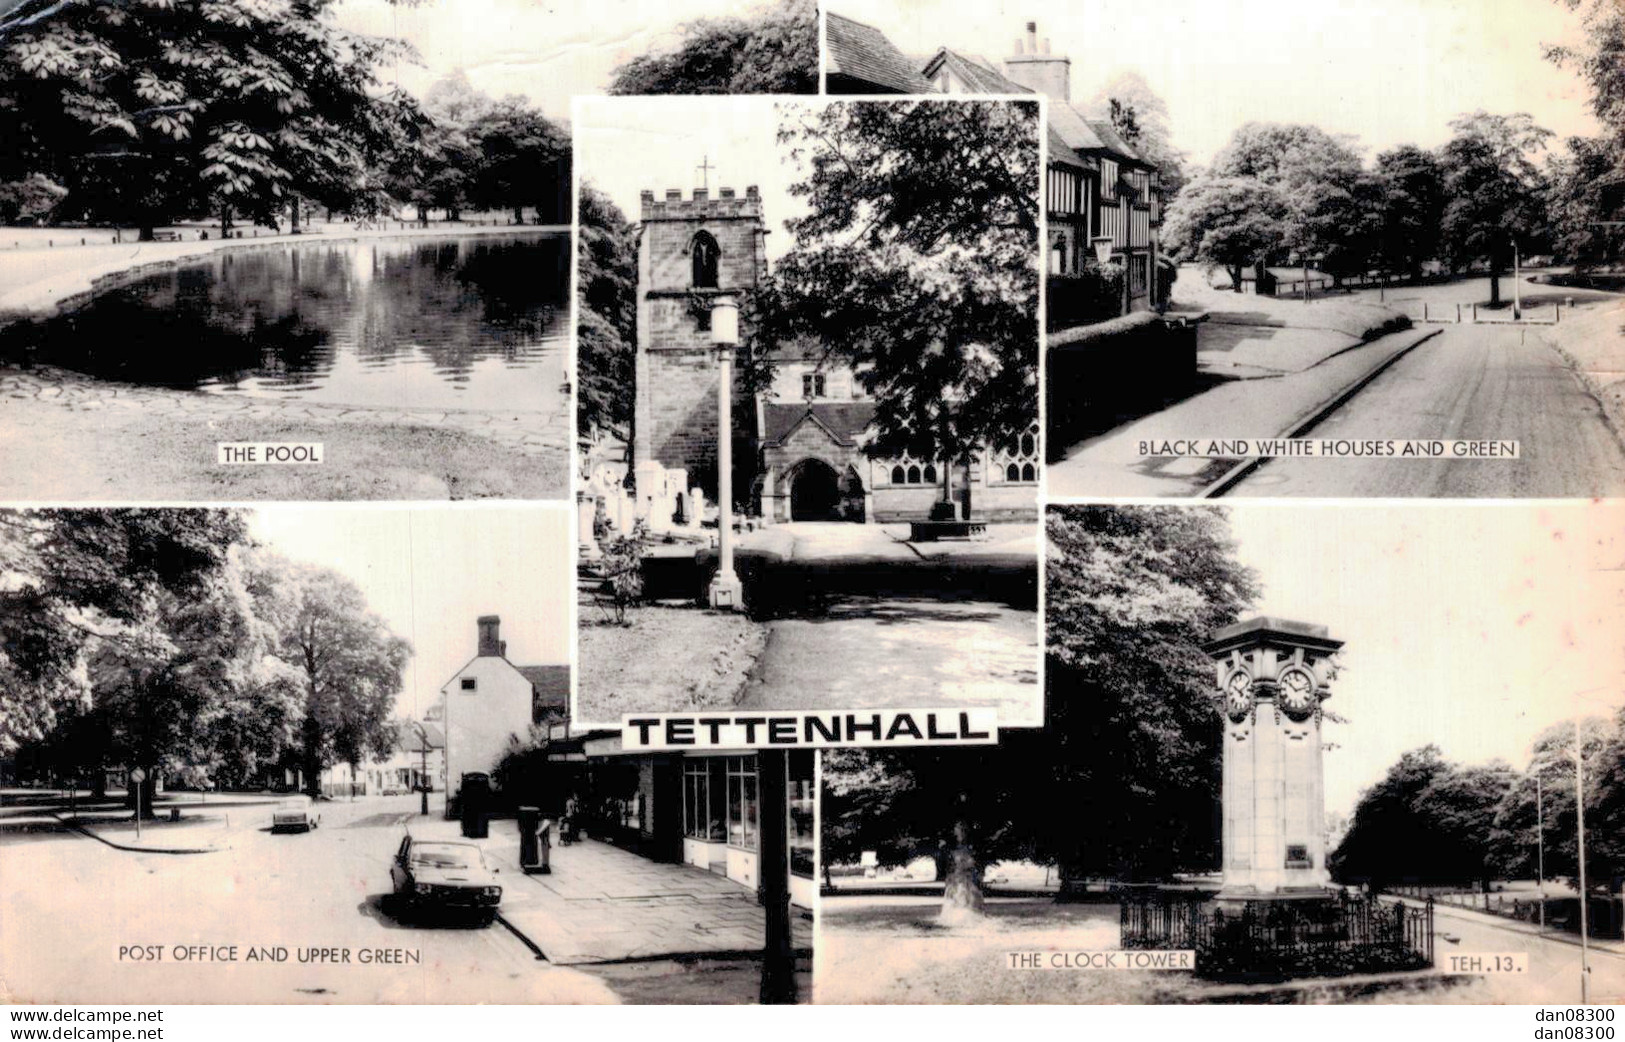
[1202,616,1343,900]
[634,184,768,499]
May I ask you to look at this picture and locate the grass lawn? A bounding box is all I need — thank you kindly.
[575,595,767,727]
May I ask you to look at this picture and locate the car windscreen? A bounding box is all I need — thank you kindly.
[410,846,475,869]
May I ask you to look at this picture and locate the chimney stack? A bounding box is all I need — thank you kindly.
[477,615,504,658]
[1004,19,1071,102]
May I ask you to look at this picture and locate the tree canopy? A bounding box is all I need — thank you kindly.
[0,0,425,237]
[576,184,637,442]
[756,99,1040,467]
[606,0,816,96]
[1437,111,1552,303]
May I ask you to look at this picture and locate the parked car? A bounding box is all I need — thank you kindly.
[388,836,502,925]
[271,796,320,833]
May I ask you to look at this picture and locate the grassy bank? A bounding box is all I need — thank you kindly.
[576,594,767,727]
[0,369,567,501]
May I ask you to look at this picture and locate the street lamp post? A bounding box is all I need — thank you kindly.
[410,721,429,817]
[1536,773,1546,932]
[1512,238,1522,320]
[1575,719,1590,1004]
[708,294,744,611]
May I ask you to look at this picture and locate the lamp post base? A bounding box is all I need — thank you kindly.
[708,571,744,611]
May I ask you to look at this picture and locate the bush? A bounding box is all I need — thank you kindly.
[599,521,649,624]
[1047,261,1124,331]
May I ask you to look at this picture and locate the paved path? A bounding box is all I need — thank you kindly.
[1417,899,1625,1003]
[1228,324,1625,497]
[1048,327,1436,497]
[737,596,1042,727]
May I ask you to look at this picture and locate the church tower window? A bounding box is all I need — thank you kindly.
[691,231,720,288]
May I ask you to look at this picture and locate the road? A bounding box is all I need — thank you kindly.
[1424,902,1625,1004]
[1229,323,1625,497]
[0,795,616,1004]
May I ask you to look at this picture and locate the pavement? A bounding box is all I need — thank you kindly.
[1048,325,1439,497]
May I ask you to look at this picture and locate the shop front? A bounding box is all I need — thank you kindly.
[580,735,815,910]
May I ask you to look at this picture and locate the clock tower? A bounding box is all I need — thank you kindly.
[1202,616,1343,900]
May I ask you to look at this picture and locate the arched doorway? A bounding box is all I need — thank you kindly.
[789,458,841,521]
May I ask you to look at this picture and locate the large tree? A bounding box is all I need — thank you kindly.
[576,183,637,442]
[1086,71,1187,200]
[1161,175,1288,291]
[262,559,411,797]
[606,0,815,96]
[1544,135,1625,268]
[1208,122,1372,286]
[1332,746,1517,889]
[1372,145,1447,282]
[1437,111,1552,305]
[757,99,1039,508]
[825,506,1258,918]
[1488,715,1625,890]
[0,508,247,757]
[0,0,423,238]
[467,95,570,226]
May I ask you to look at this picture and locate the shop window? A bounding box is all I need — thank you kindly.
[684,759,726,841]
[726,755,758,851]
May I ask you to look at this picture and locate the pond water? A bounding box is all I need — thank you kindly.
[16,232,567,413]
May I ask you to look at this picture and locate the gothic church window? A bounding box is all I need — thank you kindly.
[991,422,1040,485]
[691,231,720,288]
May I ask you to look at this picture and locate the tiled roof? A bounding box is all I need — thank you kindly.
[922,48,1033,95]
[1048,102,1109,153]
[1085,117,1143,163]
[399,720,445,751]
[517,664,570,714]
[1049,126,1088,170]
[826,12,935,94]
[761,401,878,447]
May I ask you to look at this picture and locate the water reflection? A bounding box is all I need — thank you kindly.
[21,233,567,412]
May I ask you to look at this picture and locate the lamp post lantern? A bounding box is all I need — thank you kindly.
[708,294,744,611]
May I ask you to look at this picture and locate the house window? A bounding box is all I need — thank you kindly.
[1050,236,1067,274]
[801,373,825,399]
[991,423,1040,485]
[726,755,758,851]
[1100,159,1118,201]
[460,678,476,691]
[691,231,720,288]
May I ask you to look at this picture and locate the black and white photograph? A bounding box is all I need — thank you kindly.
[819,502,1625,1004]
[828,0,1625,499]
[573,95,1042,730]
[0,505,809,1005]
[0,0,814,502]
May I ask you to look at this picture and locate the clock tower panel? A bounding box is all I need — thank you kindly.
[1203,616,1343,901]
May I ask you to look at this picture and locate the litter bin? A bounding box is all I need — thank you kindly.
[518,806,540,869]
[459,772,490,839]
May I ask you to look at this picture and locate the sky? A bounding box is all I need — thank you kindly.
[574,95,815,259]
[335,0,783,123]
[832,0,1602,165]
[248,505,572,723]
[1224,502,1625,817]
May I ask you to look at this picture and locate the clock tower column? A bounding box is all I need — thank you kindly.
[1202,616,1343,901]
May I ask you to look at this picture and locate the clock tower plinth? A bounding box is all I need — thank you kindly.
[1202,616,1343,902]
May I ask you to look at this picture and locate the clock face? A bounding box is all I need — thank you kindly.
[1278,667,1317,718]
[1224,669,1253,721]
